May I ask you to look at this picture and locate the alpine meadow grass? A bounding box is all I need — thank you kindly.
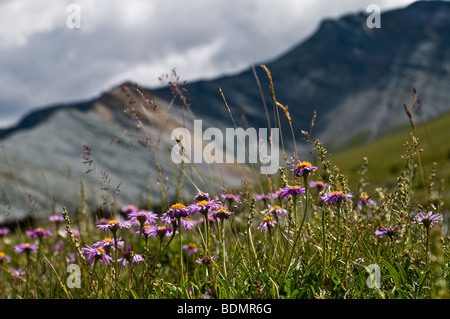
[0,66,448,300]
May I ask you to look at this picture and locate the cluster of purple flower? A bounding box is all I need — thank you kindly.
[80,191,241,267]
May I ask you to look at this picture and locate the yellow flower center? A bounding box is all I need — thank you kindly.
[104,238,112,242]
[108,219,118,225]
[158,226,166,230]
[0,252,5,258]
[273,206,281,210]
[188,243,197,249]
[36,227,43,231]
[143,225,150,230]
[170,203,186,210]
[96,247,105,254]
[197,200,208,206]
[296,161,312,169]
[263,216,274,223]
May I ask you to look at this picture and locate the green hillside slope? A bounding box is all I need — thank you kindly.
[328,111,450,205]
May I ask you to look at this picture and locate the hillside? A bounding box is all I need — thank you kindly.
[329,109,450,207]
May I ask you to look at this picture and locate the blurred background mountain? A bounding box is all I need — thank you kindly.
[1,1,449,224]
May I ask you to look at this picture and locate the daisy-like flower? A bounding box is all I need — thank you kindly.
[182,243,199,255]
[97,219,131,234]
[180,218,196,230]
[195,255,218,265]
[145,225,177,239]
[375,225,399,239]
[9,267,27,283]
[26,227,53,239]
[255,192,279,202]
[81,246,113,266]
[194,191,210,201]
[188,197,220,216]
[95,218,109,226]
[118,246,144,268]
[292,160,317,179]
[120,204,139,217]
[163,203,190,220]
[309,180,328,189]
[54,241,64,252]
[278,185,306,200]
[210,206,232,222]
[0,252,11,263]
[357,193,376,211]
[128,210,158,227]
[258,215,277,232]
[321,191,353,206]
[49,215,65,223]
[66,253,76,264]
[91,237,125,253]
[220,193,241,205]
[268,205,288,218]
[0,227,10,236]
[14,243,38,255]
[415,212,440,229]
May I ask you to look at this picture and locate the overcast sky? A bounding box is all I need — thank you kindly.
[0,0,418,128]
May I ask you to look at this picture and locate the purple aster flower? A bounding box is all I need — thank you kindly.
[292,160,317,179]
[54,241,64,252]
[97,219,132,234]
[26,227,53,239]
[188,197,220,216]
[14,243,39,255]
[375,225,399,239]
[0,227,10,236]
[81,246,113,266]
[194,191,210,201]
[278,185,306,199]
[9,267,27,283]
[49,215,65,223]
[210,206,232,222]
[120,204,139,217]
[118,245,144,267]
[0,252,11,263]
[128,210,158,227]
[321,191,353,206]
[180,218,195,230]
[220,193,241,205]
[91,237,125,253]
[163,203,190,220]
[95,218,109,226]
[145,225,177,239]
[415,212,440,229]
[182,243,199,255]
[357,193,376,211]
[309,180,328,189]
[258,215,277,232]
[66,253,76,264]
[268,205,288,218]
[255,192,280,202]
[195,255,218,265]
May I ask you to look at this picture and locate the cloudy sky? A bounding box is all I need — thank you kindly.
[0,0,417,128]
